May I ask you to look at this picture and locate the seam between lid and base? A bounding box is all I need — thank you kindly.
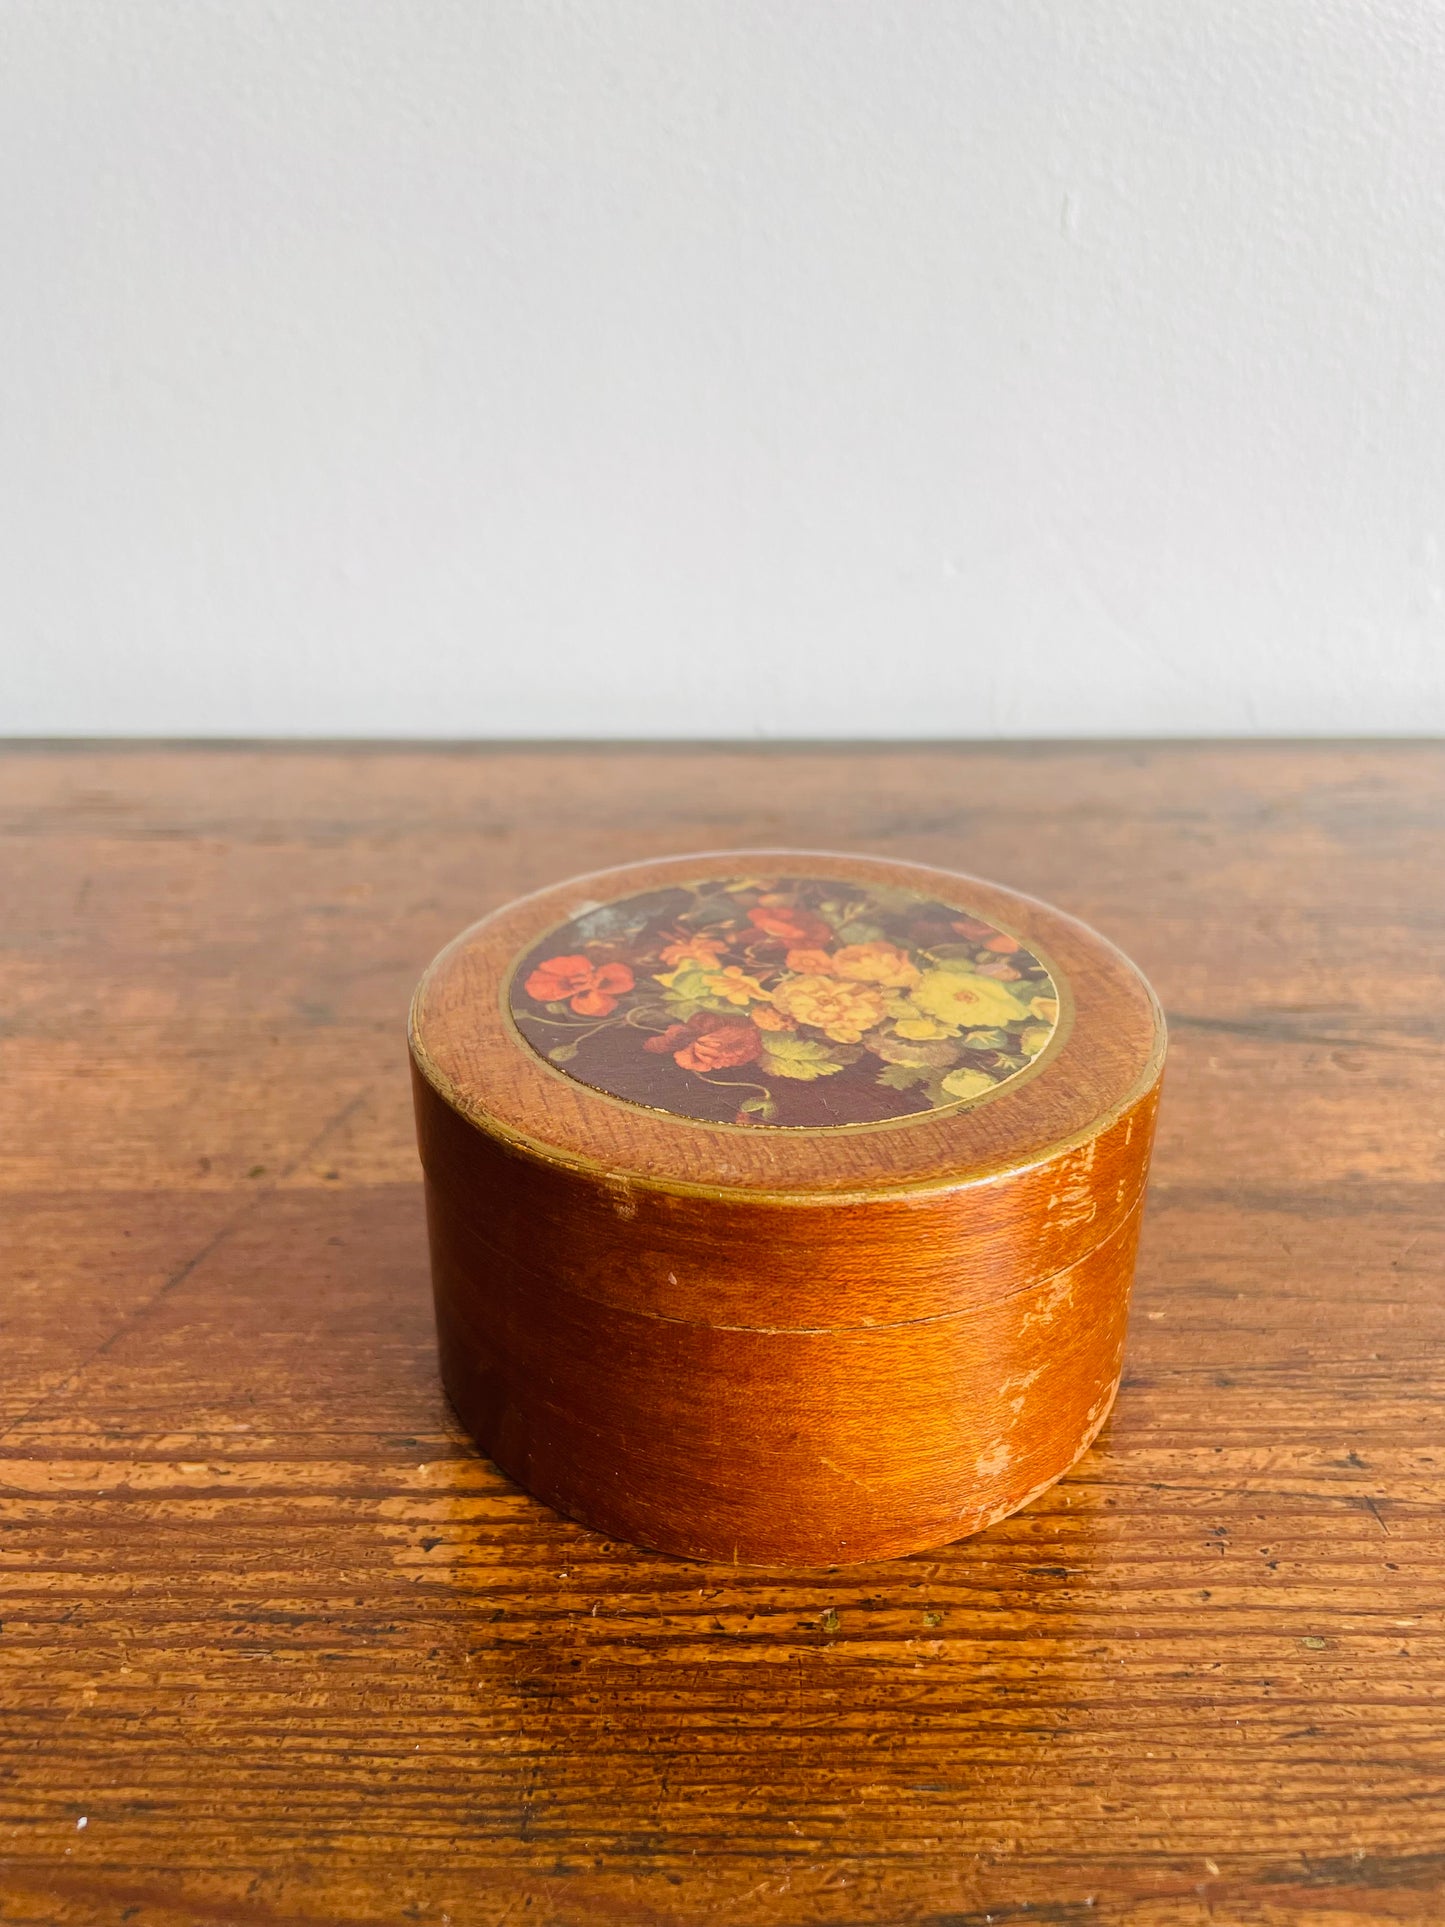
[427,1189,1147,1338]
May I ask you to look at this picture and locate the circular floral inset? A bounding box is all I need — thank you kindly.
[508,875,1061,1129]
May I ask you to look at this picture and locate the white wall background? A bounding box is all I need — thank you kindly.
[3,1,1443,739]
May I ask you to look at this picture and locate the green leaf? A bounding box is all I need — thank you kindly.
[687,894,744,927]
[762,1033,821,1058]
[870,1033,960,1069]
[817,896,867,926]
[920,943,982,966]
[836,919,886,944]
[940,1066,998,1101]
[626,1001,675,1026]
[548,1044,579,1063]
[760,1035,846,1081]
[860,883,934,914]
[662,969,736,1019]
[876,1062,931,1091]
[656,966,711,997]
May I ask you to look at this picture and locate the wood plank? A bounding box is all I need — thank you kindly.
[1,742,1442,1926]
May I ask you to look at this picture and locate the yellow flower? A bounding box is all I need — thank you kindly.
[1020,1024,1053,1056]
[892,1014,956,1041]
[770,973,889,1045]
[907,969,1029,1036]
[1030,995,1058,1023]
[701,965,772,1006]
[831,940,922,988]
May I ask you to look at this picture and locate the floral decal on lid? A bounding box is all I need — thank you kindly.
[508,875,1061,1129]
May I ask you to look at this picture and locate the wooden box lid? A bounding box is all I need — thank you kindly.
[410,851,1165,1333]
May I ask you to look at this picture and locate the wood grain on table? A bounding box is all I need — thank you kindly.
[1,742,1442,1927]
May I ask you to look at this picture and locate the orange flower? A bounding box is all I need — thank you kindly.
[752,1005,796,1032]
[784,946,837,975]
[831,940,921,988]
[748,903,833,945]
[659,932,729,969]
[524,953,635,1016]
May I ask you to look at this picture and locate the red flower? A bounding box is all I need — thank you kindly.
[748,904,832,946]
[643,1012,762,1072]
[525,953,635,1016]
[644,1018,699,1054]
[677,1021,761,1072]
[525,954,592,1001]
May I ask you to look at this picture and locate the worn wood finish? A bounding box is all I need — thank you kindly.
[1,741,1442,1927]
[411,852,1164,1563]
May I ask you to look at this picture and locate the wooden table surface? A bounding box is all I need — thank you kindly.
[2,742,1442,1927]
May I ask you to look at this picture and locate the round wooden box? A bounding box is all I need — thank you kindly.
[409,851,1165,1566]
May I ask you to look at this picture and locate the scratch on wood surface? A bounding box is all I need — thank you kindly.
[0,1088,373,1444]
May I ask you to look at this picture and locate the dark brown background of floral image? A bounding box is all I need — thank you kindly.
[507,877,1058,1130]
